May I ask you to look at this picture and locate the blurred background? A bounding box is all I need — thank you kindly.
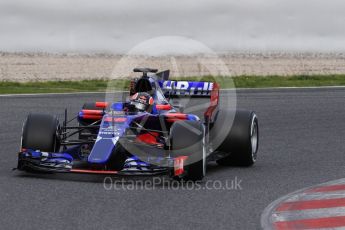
[0,0,344,53]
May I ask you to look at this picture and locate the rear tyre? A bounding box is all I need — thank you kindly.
[170,120,206,181]
[214,110,259,167]
[82,103,100,111]
[21,113,60,152]
[79,103,102,139]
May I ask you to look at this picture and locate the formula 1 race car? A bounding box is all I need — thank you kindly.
[16,68,259,181]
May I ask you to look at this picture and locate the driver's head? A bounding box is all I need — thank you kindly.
[130,92,154,112]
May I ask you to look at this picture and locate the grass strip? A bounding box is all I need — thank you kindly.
[1,74,345,94]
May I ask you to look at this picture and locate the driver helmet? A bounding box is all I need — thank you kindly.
[130,92,154,112]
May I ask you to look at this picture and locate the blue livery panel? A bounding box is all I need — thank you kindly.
[88,115,129,164]
[158,80,214,96]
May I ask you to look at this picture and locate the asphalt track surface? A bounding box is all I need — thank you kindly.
[1,88,345,230]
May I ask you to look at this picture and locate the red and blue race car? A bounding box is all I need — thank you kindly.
[17,68,259,181]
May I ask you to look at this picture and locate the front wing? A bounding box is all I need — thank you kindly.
[17,149,187,177]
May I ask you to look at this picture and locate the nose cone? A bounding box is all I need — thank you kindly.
[88,137,119,164]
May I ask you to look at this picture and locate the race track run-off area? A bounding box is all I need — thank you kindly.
[0,88,345,230]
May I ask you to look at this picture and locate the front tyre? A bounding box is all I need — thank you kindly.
[170,120,206,181]
[21,113,60,152]
[106,144,128,171]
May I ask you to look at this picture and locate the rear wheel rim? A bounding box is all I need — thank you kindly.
[202,133,206,177]
[250,115,258,161]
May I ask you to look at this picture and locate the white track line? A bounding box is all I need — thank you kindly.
[273,207,345,222]
[1,85,345,97]
[0,91,125,97]
[284,192,345,202]
[223,85,345,91]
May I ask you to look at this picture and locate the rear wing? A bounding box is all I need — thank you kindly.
[158,80,216,97]
[158,80,220,123]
